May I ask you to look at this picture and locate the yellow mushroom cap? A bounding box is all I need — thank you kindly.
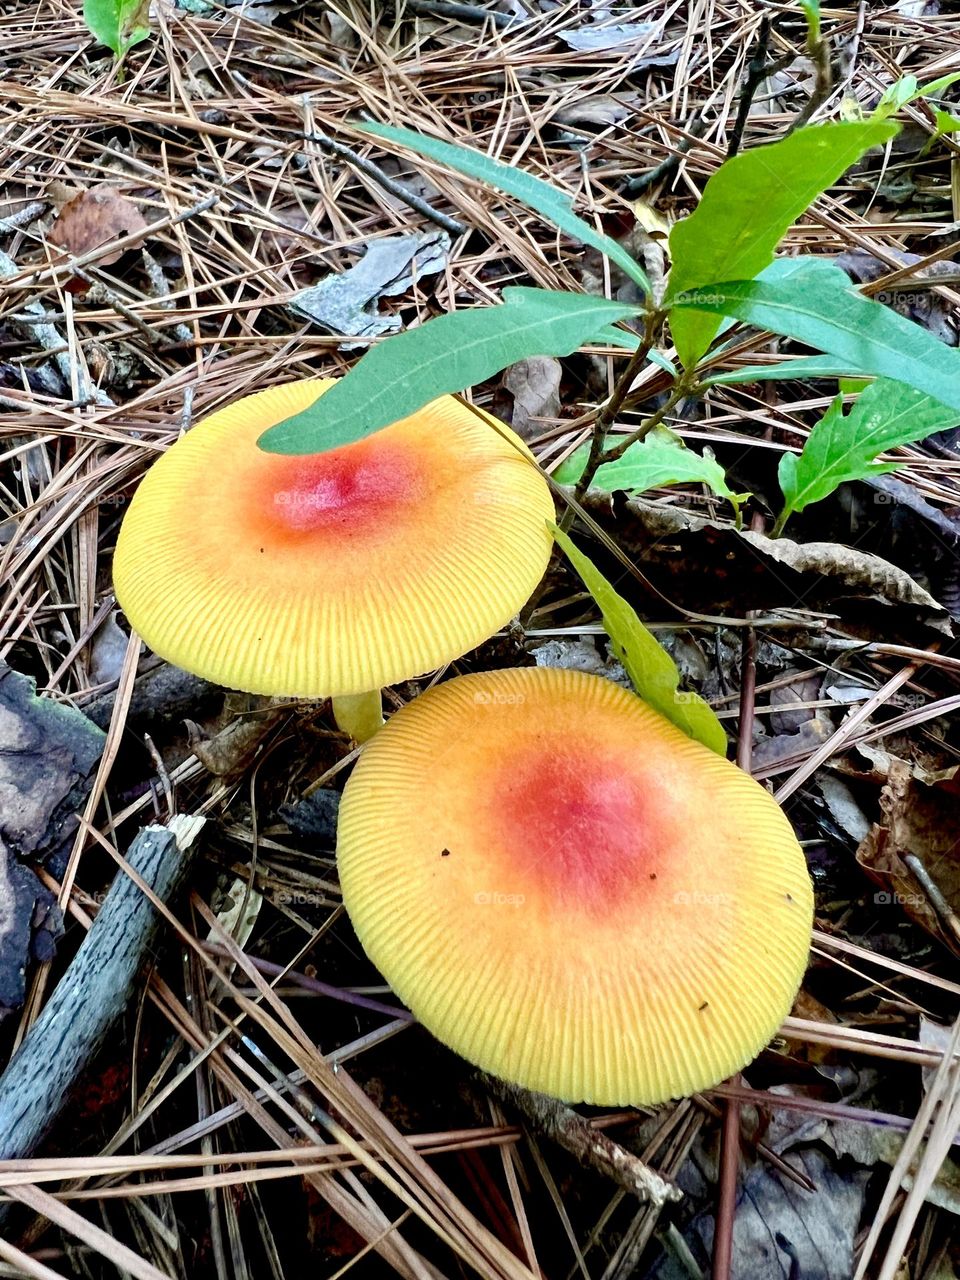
[113,380,554,697]
[337,667,813,1106]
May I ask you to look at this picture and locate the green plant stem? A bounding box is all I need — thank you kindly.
[331,690,384,743]
[770,508,791,539]
[789,27,832,134]
[572,309,662,505]
[596,379,694,466]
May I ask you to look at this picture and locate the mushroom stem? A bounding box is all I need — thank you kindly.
[332,690,384,743]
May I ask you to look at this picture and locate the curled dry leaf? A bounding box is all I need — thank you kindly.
[856,755,960,952]
[186,693,284,776]
[48,188,148,265]
[741,533,948,618]
[551,94,635,128]
[593,494,952,635]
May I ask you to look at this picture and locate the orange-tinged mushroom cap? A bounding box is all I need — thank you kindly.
[337,667,813,1106]
[113,380,553,697]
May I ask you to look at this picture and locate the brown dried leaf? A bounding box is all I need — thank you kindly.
[741,532,947,616]
[551,94,635,128]
[598,495,953,634]
[186,694,283,776]
[856,756,960,950]
[48,188,147,264]
[498,356,562,439]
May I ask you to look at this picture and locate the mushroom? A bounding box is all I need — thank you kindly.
[113,379,554,741]
[337,666,813,1105]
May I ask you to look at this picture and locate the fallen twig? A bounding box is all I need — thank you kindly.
[303,125,467,238]
[0,816,205,1171]
[480,1075,681,1207]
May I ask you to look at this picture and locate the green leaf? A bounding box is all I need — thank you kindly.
[83,0,150,56]
[356,122,650,295]
[554,430,745,511]
[921,71,960,98]
[583,328,679,378]
[874,75,919,118]
[838,376,871,395]
[672,259,960,414]
[874,70,960,118]
[931,107,960,139]
[647,349,678,375]
[589,324,643,351]
[777,379,960,529]
[665,121,898,368]
[551,525,727,755]
[703,353,872,386]
[259,288,640,455]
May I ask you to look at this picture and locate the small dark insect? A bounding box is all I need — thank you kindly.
[649,872,657,880]
[698,1001,709,1012]
[440,848,451,857]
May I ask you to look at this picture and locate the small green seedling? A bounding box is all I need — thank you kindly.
[84,0,150,60]
[874,71,960,145]
[255,112,960,598]
[774,378,960,535]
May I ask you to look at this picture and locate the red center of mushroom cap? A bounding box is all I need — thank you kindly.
[495,752,663,913]
[262,437,425,536]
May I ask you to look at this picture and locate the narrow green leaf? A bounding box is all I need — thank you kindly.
[921,71,960,97]
[647,349,679,376]
[357,122,651,294]
[84,0,149,55]
[552,525,727,755]
[584,328,678,379]
[554,430,744,511]
[706,255,836,347]
[703,354,871,386]
[672,260,960,414]
[665,121,898,368]
[259,288,640,455]
[589,324,642,351]
[777,379,960,527]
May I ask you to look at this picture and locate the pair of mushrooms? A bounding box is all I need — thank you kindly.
[114,379,813,1106]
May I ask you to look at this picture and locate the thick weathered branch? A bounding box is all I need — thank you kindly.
[0,816,204,1165]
